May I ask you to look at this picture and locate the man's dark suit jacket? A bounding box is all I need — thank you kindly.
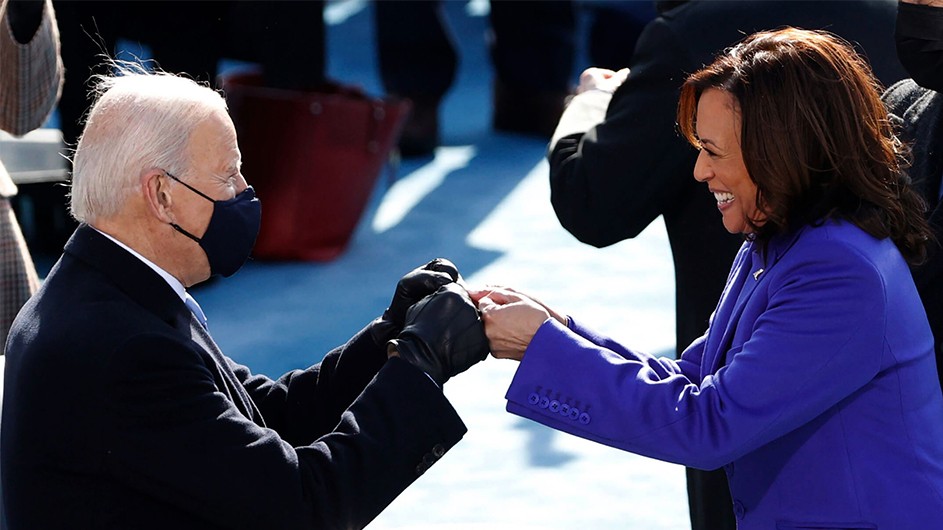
[1,225,466,529]
[884,79,943,390]
[547,2,907,528]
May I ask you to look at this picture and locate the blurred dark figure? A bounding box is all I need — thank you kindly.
[0,0,62,347]
[374,0,577,156]
[22,1,326,257]
[883,0,943,392]
[582,0,658,71]
[0,2,64,527]
[546,1,908,528]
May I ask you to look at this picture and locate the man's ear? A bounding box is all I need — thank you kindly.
[142,169,174,223]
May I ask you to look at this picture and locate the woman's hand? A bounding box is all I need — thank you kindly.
[470,287,560,361]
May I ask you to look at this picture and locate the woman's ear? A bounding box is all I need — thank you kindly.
[142,169,174,222]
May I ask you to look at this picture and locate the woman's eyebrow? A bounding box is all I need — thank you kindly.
[699,137,720,149]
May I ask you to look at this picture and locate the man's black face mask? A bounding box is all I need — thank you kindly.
[166,171,262,278]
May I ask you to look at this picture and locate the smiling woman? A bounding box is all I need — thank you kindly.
[687,88,758,235]
[677,27,931,262]
[475,27,943,529]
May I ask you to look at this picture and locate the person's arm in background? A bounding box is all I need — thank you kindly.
[549,67,627,147]
[548,15,698,247]
[0,0,62,136]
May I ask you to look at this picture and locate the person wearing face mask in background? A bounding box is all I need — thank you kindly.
[0,65,490,530]
[883,0,943,390]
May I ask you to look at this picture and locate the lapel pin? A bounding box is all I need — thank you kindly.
[753,268,765,281]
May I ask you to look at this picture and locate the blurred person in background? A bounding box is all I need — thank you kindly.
[0,0,62,349]
[0,2,63,525]
[23,1,326,257]
[373,0,577,156]
[883,0,943,393]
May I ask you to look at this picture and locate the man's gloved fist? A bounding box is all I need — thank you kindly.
[388,283,489,386]
[371,258,461,345]
[385,258,461,328]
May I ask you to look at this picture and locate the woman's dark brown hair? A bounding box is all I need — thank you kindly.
[677,27,931,264]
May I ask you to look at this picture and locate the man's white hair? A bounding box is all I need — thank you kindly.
[69,64,228,223]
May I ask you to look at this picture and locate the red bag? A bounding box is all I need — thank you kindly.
[221,72,411,261]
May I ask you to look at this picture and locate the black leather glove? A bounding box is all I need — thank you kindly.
[388,283,489,386]
[371,258,461,345]
[385,258,460,328]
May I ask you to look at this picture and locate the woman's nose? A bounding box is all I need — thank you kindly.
[693,149,712,183]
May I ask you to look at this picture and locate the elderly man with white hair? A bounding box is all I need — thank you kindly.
[0,67,489,530]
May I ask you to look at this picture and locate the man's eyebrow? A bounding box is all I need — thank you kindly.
[211,169,239,181]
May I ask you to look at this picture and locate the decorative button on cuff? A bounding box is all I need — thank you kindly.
[526,391,593,425]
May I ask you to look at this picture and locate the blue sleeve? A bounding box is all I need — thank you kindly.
[505,240,888,470]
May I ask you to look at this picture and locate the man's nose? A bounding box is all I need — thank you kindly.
[235,174,249,193]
